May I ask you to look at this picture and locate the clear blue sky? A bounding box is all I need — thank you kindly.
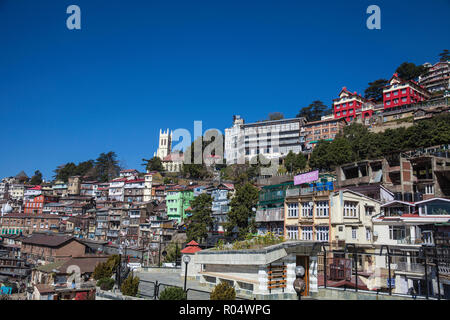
[1,0,449,181]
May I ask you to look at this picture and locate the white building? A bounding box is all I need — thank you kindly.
[154,129,172,160]
[224,115,307,165]
[372,198,450,296]
[419,61,450,93]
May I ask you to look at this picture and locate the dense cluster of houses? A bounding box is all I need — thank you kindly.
[0,59,448,300]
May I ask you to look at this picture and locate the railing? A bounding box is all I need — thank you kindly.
[255,208,284,222]
[393,262,425,274]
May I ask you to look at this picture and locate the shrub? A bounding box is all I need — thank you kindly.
[158,286,187,300]
[121,275,140,297]
[210,282,236,300]
[97,277,115,291]
[93,255,120,280]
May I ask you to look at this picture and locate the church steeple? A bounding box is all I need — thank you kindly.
[156,128,172,159]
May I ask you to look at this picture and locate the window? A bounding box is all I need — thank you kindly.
[316,201,329,217]
[286,226,299,240]
[394,90,398,96]
[351,227,357,239]
[389,226,406,240]
[301,202,313,217]
[287,203,299,218]
[343,201,358,217]
[401,89,406,94]
[365,206,374,216]
[316,226,329,242]
[366,227,372,241]
[425,184,434,195]
[386,101,391,106]
[386,93,390,98]
[302,226,313,240]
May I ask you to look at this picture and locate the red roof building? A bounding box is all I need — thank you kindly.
[383,73,431,110]
[333,87,374,121]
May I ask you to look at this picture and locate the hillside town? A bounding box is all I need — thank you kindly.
[0,57,449,301]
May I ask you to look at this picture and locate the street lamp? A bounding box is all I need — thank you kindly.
[158,229,163,268]
[183,255,191,292]
[293,265,306,300]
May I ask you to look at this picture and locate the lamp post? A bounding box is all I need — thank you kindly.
[183,255,191,292]
[158,229,163,267]
[293,265,306,300]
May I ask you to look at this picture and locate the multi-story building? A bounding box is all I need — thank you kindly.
[95,182,109,201]
[124,179,145,203]
[256,182,293,236]
[205,183,234,234]
[302,117,347,151]
[336,153,450,202]
[143,171,163,202]
[166,186,195,222]
[80,181,97,197]
[67,176,81,196]
[8,184,24,202]
[329,189,381,249]
[24,185,42,201]
[224,115,307,165]
[0,213,62,236]
[108,177,127,202]
[24,195,59,215]
[119,169,140,178]
[21,233,87,265]
[0,182,9,200]
[383,73,431,110]
[419,60,450,93]
[333,87,375,121]
[372,197,450,296]
[52,181,68,197]
[94,208,109,241]
[284,178,335,242]
[106,207,122,243]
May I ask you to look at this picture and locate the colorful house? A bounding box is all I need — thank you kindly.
[166,186,195,222]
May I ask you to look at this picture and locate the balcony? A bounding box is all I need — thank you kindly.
[255,208,284,222]
[393,262,425,274]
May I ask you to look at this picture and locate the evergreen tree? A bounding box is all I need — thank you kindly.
[296,100,330,121]
[142,156,164,172]
[29,170,43,185]
[95,151,121,182]
[186,193,213,243]
[395,62,428,81]
[364,79,388,102]
[284,151,307,174]
[225,182,259,240]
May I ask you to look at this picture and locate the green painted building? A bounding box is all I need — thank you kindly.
[166,186,195,223]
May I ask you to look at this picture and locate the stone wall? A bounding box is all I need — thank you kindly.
[310,287,431,300]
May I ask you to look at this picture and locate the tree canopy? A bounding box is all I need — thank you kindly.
[268,112,284,121]
[296,100,330,122]
[439,49,449,62]
[364,79,388,102]
[395,62,428,81]
[283,151,307,174]
[142,156,164,172]
[186,193,213,243]
[29,170,43,185]
[225,182,259,240]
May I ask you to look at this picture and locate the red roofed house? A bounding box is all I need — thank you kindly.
[383,73,431,110]
[333,87,375,121]
[24,194,59,215]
